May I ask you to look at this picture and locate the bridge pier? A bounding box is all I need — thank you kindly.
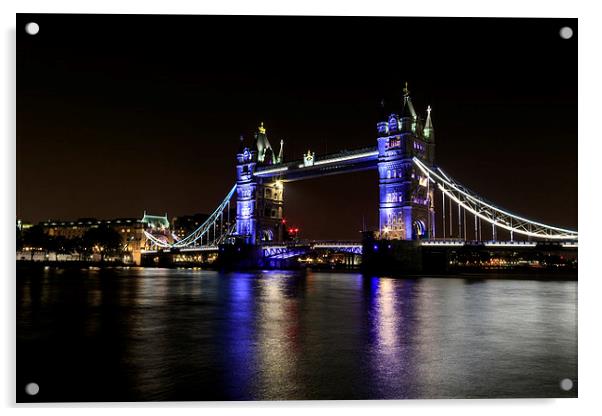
[361,232,424,274]
[215,239,264,270]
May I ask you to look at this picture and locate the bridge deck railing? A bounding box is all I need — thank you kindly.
[254,146,378,175]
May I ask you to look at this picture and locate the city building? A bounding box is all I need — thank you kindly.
[17,213,173,264]
[171,213,210,241]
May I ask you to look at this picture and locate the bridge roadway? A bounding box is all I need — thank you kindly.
[140,240,363,257]
[141,239,577,256]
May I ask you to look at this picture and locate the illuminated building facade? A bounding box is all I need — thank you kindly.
[235,123,285,244]
[377,84,436,240]
[42,217,144,241]
[39,217,147,263]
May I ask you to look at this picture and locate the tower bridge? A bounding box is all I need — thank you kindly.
[142,84,577,271]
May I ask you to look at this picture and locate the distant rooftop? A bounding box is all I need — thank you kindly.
[141,212,170,229]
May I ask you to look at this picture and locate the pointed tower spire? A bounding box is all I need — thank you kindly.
[424,105,434,140]
[277,139,284,163]
[237,134,246,154]
[379,98,386,118]
[401,82,417,119]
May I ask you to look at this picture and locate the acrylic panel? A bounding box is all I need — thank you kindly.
[16,14,577,402]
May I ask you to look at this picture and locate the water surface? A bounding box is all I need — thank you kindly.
[17,268,577,401]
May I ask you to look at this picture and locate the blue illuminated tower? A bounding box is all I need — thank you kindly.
[235,135,258,244]
[377,84,435,240]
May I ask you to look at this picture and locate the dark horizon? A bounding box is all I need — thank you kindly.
[17,14,577,240]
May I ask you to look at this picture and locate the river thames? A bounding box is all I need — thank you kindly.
[17,268,577,401]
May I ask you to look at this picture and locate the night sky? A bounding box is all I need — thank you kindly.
[17,14,577,240]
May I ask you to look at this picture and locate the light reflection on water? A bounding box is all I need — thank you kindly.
[17,268,577,401]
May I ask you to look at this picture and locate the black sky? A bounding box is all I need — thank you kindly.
[17,14,577,240]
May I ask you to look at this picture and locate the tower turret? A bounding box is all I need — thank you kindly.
[237,134,246,154]
[400,82,417,132]
[423,105,434,141]
[277,139,284,163]
[255,122,277,164]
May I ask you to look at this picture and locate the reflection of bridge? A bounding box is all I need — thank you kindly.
[143,85,577,269]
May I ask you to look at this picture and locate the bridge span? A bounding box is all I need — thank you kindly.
[254,147,379,182]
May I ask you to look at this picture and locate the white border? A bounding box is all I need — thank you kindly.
[2,1,601,414]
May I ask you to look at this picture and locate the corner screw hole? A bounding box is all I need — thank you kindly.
[559,27,573,40]
[560,378,573,391]
[25,382,39,396]
[25,22,39,36]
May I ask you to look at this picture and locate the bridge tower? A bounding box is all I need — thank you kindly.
[235,135,258,244]
[376,84,436,240]
[235,123,285,244]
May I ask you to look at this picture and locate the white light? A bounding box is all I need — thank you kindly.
[313,151,379,166]
[484,242,537,247]
[421,241,464,246]
[180,246,219,252]
[254,166,289,176]
[312,243,362,249]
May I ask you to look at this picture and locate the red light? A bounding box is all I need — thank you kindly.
[282,218,287,224]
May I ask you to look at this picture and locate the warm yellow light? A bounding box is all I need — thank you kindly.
[383,226,390,233]
[275,180,283,190]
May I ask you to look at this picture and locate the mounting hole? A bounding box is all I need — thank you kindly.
[25,382,39,396]
[560,378,573,391]
[25,22,40,35]
[559,26,573,40]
